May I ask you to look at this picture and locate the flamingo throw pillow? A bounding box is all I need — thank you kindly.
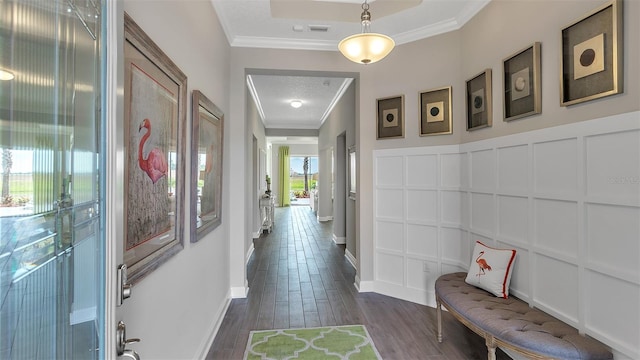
[465,241,517,298]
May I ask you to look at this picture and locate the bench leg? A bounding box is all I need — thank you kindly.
[486,336,497,360]
[436,299,443,343]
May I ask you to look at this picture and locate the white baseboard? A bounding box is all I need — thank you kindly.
[354,274,374,292]
[252,230,261,239]
[318,216,333,222]
[230,286,248,298]
[332,234,346,245]
[196,290,231,359]
[344,249,356,270]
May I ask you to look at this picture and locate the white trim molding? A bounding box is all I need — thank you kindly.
[196,292,231,359]
[318,215,333,222]
[332,234,346,245]
[345,249,357,270]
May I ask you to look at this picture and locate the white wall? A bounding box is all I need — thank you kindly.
[373,112,640,359]
[117,2,231,358]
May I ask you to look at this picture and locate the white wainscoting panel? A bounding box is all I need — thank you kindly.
[441,153,462,187]
[585,203,640,279]
[376,220,404,252]
[470,149,495,191]
[376,156,404,186]
[533,138,578,197]
[584,270,640,357]
[470,192,495,235]
[373,112,640,359]
[533,199,578,259]
[406,154,437,187]
[406,224,437,258]
[497,195,528,245]
[406,190,437,223]
[585,130,640,202]
[497,144,529,193]
[376,189,403,219]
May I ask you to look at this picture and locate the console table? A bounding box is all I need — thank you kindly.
[259,195,274,234]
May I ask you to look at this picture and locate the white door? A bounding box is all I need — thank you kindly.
[0,0,108,358]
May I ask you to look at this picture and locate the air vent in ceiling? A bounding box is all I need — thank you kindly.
[308,25,330,32]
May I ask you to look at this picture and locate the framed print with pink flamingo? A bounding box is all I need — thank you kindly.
[191,90,224,242]
[124,13,187,284]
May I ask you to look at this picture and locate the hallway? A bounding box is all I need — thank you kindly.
[206,206,508,359]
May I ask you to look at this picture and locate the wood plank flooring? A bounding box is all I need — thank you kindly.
[206,206,510,359]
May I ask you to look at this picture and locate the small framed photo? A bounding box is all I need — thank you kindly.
[503,42,541,121]
[377,95,404,139]
[466,69,492,131]
[348,146,356,200]
[560,0,623,106]
[419,86,452,136]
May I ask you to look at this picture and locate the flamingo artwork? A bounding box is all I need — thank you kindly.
[476,251,492,276]
[138,118,168,184]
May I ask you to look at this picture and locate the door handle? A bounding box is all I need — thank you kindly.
[117,264,132,306]
[116,320,141,357]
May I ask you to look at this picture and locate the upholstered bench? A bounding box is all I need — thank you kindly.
[435,272,612,360]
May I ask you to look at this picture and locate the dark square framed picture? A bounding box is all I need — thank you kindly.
[560,0,623,106]
[503,42,541,121]
[377,95,404,139]
[419,86,452,136]
[466,69,492,131]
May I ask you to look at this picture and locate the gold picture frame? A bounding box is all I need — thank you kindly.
[376,95,404,139]
[466,69,492,131]
[560,0,623,106]
[124,13,187,284]
[191,90,224,242]
[419,86,452,136]
[503,42,542,121]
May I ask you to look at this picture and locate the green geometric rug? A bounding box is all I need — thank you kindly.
[244,325,382,360]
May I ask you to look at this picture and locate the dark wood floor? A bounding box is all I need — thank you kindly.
[206,206,510,359]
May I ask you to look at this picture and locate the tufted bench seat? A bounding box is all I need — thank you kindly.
[435,272,612,360]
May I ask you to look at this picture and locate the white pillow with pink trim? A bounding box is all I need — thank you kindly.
[465,241,517,298]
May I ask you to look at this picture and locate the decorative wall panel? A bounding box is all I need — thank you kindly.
[406,190,437,223]
[586,203,640,277]
[584,270,640,356]
[406,155,437,187]
[373,112,640,359]
[497,195,528,244]
[497,144,529,192]
[441,153,462,188]
[376,253,404,285]
[376,189,403,219]
[534,199,578,258]
[585,130,640,202]
[376,221,404,252]
[406,224,437,257]
[470,192,494,234]
[533,138,578,196]
[470,149,495,190]
[533,254,579,323]
[376,156,403,186]
[441,191,462,225]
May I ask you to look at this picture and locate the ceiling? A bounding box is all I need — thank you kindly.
[217,0,490,134]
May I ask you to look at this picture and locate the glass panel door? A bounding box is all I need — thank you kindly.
[0,0,105,358]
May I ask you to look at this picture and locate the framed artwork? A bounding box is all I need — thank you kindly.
[466,69,492,131]
[503,42,542,121]
[560,0,623,106]
[419,86,452,136]
[348,146,356,200]
[124,13,187,284]
[376,95,404,139]
[191,90,224,243]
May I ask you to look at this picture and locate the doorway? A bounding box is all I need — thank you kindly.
[289,156,318,206]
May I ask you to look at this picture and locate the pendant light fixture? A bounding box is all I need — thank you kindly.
[338,0,395,65]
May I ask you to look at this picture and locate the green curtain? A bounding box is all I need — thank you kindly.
[278,146,290,206]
